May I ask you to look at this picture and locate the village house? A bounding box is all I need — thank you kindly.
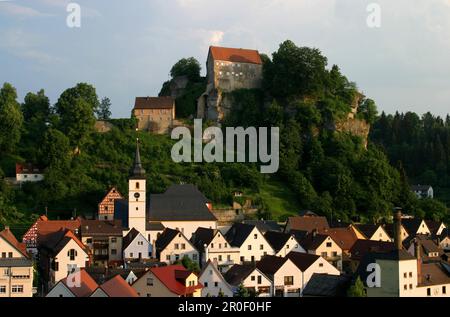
[404,235,442,262]
[300,231,343,271]
[348,239,396,273]
[224,223,274,263]
[320,227,360,273]
[384,222,409,243]
[425,220,447,237]
[114,142,217,243]
[197,46,263,121]
[256,255,303,297]
[133,96,175,134]
[80,219,123,266]
[90,274,139,297]
[284,215,330,234]
[198,260,234,297]
[191,227,240,272]
[302,273,351,297]
[352,224,392,242]
[46,268,98,297]
[15,163,44,183]
[156,228,199,264]
[286,251,341,294]
[263,231,305,257]
[411,185,434,199]
[38,229,90,289]
[22,215,81,255]
[401,218,431,236]
[98,187,124,221]
[0,227,34,297]
[224,264,272,297]
[123,228,152,261]
[132,264,203,297]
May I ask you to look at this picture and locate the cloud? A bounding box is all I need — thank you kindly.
[0,2,51,17]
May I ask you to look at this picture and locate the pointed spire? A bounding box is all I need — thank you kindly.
[130,138,146,178]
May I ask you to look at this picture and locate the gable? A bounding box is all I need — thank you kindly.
[0,235,26,258]
[56,238,88,259]
[90,287,109,297]
[241,227,272,250]
[243,268,271,285]
[46,282,76,297]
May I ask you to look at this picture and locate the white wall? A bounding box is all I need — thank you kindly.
[238,227,274,263]
[199,263,233,297]
[124,233,151,259]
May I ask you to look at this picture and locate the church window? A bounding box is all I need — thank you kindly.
[136,182,140,189]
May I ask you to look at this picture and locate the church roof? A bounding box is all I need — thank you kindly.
[130,140,146,179]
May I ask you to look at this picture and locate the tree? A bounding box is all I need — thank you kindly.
[235,284,251,297]
[358,98,378,125]
[96,97,112,120]
[39,129,71,169]
[0,83,23,154]
[180,255,200,273]
[170,57,201,82]
[347,277,366,297]
[54,83,98,148]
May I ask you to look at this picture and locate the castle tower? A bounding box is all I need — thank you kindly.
[128,139,147,235]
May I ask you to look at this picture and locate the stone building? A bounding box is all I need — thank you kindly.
[197,46,263,122]
[133,96,175,134]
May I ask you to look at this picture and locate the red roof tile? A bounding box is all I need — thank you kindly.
[15,163,43,174]
[209,46,262,65]
[134,97,175,110]
[321,227,359,251]
[150,265,202,296]
[99,275,138,297]
[61,269,99,297]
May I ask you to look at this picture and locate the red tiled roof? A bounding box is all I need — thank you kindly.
[98,275,138,297]
[209,46,262,65]
[321,227,359,251]
[15,163,43,174]
[134,97,175,110]
[60,269,99,297]
[0,228,28,258]
[151,265,202,296]
[287,216,329,233]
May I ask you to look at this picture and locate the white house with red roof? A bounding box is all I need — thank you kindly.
[132,264,203,297]
[15,163,44,183]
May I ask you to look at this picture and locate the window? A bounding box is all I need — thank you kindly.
[181,243,186,250]
[319,263,324,268]
[136,182,140,189]
[257,276,262,284]
[209,270,213,275]
[260,245,264,250]
[214,282,218,287]
[321,252,327,258]
[218,255,222,261]
[227,255,231,261]
[219,244,222,249]
[326,242,332,247]
[86,238,92,244]
[68,249,77,261]
[224,243,228,248]
[251,276,255,281]
[130,252,134,258]
[2,252,6,258]
[12,285,23,293]
[175,244,179,250]
[443,286,447,294]
[404,273,407,278]
[111,249,117,255]
[211,243,214,248]
[54,261,59,271]
[0,286,5,293]
[254,234,258,239]
[409,284,413,289]
[193,254,198,261]
[332,252,337,257]
[286,245,290,249]
[284,276,294,286]
[147,278,153,286]
[204,282,208,287]
[111,238,117,243]
[248,245,252,250]
[4,268,10,276]
[404,284,407,290]
[409,272,413,278]
[240,256,244,262]
[8,252,13,258]
[166,255,170,261]
[427,288,431,296]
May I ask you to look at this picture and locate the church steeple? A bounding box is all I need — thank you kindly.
[130,138,146,178]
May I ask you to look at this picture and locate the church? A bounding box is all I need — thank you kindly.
[113,140,218,244]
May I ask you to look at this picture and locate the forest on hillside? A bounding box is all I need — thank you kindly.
[0,40,449,235]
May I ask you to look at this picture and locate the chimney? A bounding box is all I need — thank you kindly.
[204,244,209,264]
[152,240,157,259]
[415,239,422,283]
[393,207,403,250]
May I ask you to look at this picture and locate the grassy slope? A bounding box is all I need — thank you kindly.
[259,178,301,221]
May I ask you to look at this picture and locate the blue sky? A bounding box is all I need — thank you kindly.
[1,0,450,118]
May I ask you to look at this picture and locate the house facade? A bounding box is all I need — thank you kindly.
[0,227,34,297]
[123,228,152,260]
[224,264,272,297]
[133,97,175,134]
[199,261,234,297]
[156,228,199,264]
[98,187,123,221]
[15,163,44,183]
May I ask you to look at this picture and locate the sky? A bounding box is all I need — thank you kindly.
[1,0,450,118]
